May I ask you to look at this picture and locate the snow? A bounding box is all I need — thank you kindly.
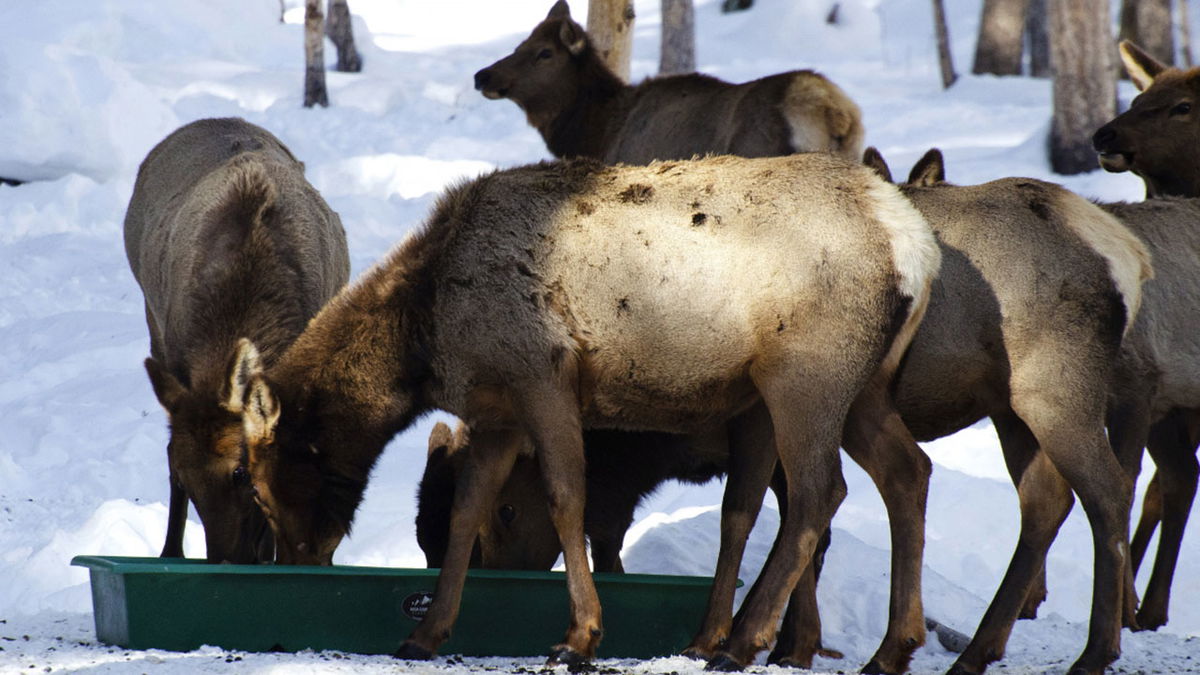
[1,0,1197,673]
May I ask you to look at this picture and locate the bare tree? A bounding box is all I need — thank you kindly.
[659,0,695,75]
[325,0,362,72]
[973,0,1029,75]
[1048,0,1114,174]
[304,0,328,107]
[1120,0,1174,66]
[1025,0,1050,77]
[588,0,635,82]
[1180,0,1195,67]
[933,0,957,88]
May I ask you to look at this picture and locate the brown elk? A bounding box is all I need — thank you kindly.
[229,153,941,671]
[473,1,864,163]
[123,117,350,563]
[1091,40,1200,632]
[857,147,1152,675]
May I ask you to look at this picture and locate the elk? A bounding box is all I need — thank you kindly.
[1091,40,1200,632]
[229,153,941,671]
[123,117,350,563]
[857,147,1153,675]
[474,1,864,163]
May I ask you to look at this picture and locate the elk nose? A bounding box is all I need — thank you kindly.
[1092,125,1117,150]
[474,69,491,91]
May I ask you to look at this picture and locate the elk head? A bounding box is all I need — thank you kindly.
[1093,40,1200,198]
[144,351,274,563]
[473,1,590,118]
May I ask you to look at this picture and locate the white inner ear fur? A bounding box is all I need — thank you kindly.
[243,377,280,442]
[224,338,263,413]
[1120,42,1162,92]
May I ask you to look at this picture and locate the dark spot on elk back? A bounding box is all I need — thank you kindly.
[692,213,707,226]
[619,183,654,204]
[616,297,630,315]
[1015,183,1054,221]
[576,200,596,216]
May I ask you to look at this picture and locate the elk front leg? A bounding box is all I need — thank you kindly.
[160,479,188,558]
[525,387,602,666]
[397,429,522,659]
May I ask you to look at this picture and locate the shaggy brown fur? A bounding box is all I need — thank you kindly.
[473,1,864,163]
[124,117,349,563]
[231,153,939,671]
[861,148,1153,675]
[1094,41,1200,198]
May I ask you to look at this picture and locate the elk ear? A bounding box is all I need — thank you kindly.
[1120,40,1167,91]
[559,16,587,56]
[547,0,572,20]
[907,148,946,187]
[862,147,894,184]
[428,421,455,457]
[243,376,281,444]
[222,338,263,413]
[144,358,186,412]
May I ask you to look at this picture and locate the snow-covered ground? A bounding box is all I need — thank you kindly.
[1,0,1197,673]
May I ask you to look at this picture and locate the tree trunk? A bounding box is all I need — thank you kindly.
[326,0,362,73]
[659,0,695,75]
[304,0,328,107]
[1025,0,1050,77]
[588,0,635,82]
[973,0,1029,76]
[932,0,957,88]
[1120,0,1173,66]
[1048,0,1115,175]
[1180,0,1194,67]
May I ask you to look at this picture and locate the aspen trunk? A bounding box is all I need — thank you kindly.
[1048,0,1115,174]
[1120,0,1174,66]
[933,0,957,88]
[304,0,328,107]
[326,0,362,73]
[973,0,1029,76]
[659,0,695,76]
[1025,0,1050,77]
[588,0,635,82]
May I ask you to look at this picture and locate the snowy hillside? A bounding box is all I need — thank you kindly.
[0,0,1197,673]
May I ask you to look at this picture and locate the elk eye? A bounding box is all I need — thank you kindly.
[232,466,250,487]
[498,504,517,525]
[1170,102,1192,116]
[536,48,553,61]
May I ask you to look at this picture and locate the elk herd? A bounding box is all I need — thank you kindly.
[119,3,1200,674]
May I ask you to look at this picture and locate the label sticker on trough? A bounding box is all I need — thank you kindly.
[402,591,435,620]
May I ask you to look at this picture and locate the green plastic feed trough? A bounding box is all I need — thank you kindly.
[71,555,717,658]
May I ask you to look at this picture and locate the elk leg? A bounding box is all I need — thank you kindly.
[1136,412,1199,631]
[709,376,848,670]
[683,403,776,660]
[767,524,836,667]
[839,382,930,675]
[992,413,1049,621]
[397,428,523,659]
[1129,471,1162,577]
[525,389,603,665]
[159,480,187,558]
[1106,396,1154,629]
[950,418,1074,675]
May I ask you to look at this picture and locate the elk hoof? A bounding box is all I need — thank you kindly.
[547,645,593,672]
[705,652,745,672]
[863,658,901,675]
[393,640,435,661]
[681,646,713,661]
[945,663,979,675]
[767,652,813,669]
